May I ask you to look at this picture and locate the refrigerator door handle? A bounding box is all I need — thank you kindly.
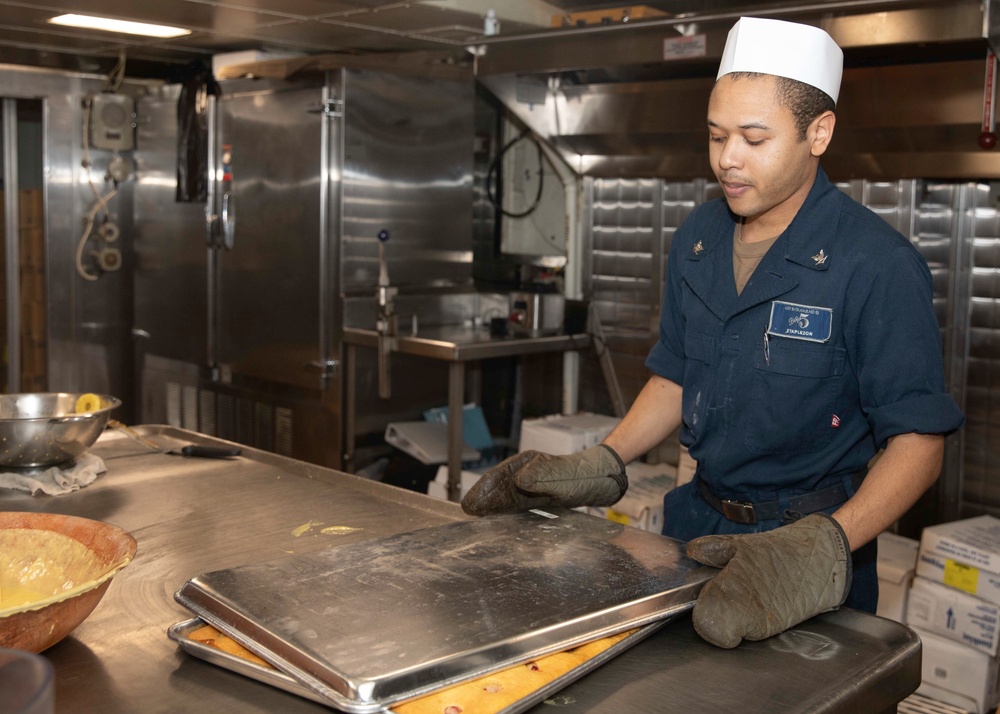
[204,210,219,246]
[221,191,235,249]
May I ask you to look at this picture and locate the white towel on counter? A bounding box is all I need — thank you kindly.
[0,453,107,496]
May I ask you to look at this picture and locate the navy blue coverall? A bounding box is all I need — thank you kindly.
[645,167,965,611]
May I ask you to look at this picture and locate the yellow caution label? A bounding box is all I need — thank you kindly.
[943,559,979,594]
[605,509,630,526]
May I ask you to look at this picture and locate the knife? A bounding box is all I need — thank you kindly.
[166,445,241,459]
[110,420,241,459]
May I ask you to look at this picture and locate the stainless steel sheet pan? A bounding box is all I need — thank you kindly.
[169,617,668,714]
[175,510,714,712]
[168,619,333,707]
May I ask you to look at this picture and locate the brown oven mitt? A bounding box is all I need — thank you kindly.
[685,513,852,649]
[461,444,628,516]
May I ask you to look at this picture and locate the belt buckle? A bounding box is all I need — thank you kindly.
[721,499,757,525]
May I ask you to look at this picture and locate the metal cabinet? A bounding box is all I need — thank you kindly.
[134,66,474,468]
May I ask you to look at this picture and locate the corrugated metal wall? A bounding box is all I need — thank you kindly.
[584,177,661,401]
[960,182,1000,518]
[580,176,995,522]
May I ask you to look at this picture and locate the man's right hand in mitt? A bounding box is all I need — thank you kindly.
[685,513,852,649]
[460,444,628,516]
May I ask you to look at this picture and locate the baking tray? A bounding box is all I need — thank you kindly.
[175,509,715,713]
[168,617,668,713]
[169,619,333,707]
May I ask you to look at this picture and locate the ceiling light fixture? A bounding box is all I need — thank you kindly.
[47,14,191,38]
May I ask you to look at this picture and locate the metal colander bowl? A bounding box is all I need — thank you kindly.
[0,393,121,468]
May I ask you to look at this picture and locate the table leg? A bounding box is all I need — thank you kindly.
[447,361,465,502]
[468,361,482,406]
[344,343,357,473]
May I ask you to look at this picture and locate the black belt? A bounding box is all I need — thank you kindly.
[696,473,866,525]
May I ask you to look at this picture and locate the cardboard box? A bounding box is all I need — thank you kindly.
[905,576,1000,656]
[920,515,1000,570]
[917,551,1000,607]
[918,515,1000,605]
[588,462,676,533]
[914,627,1000,714]
[876,531,919,623]
[551,6,666,27]
[519,413,620,456]
[427,466,482,502]
[212,50,304,76]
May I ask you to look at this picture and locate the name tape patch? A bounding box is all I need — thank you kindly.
[767,301,833,343]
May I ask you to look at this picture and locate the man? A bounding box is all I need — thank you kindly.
[462,17,965,648]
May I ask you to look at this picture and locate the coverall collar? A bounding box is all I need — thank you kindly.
[684,167,839,322]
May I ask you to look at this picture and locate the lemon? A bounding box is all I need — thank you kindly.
[75,393,103,413]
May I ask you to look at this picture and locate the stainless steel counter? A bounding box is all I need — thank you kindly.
[342,326,591,500]
[524,608,919,714]
[0,426,921,713]
[342,326,591,362]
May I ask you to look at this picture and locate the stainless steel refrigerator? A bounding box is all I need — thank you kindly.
[134,63,474,468]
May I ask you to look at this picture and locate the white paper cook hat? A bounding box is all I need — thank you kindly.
[717,17,844,104]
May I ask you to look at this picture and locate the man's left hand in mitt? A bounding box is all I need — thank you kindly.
[684,513,852,649]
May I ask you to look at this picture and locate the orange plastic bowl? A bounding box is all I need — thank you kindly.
[0,512,136,652]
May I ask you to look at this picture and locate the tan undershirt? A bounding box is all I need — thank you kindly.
[733,221,780,295]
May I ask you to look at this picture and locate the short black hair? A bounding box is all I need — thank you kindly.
[723,72,836,140]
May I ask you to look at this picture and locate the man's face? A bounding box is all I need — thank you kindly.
[707,74,828,233]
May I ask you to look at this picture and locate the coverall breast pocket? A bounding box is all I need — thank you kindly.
[745,339,845,454]
[682,331,716,440]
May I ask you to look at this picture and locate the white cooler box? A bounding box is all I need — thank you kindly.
[876,531,919,623]
[916,515,1000,607]
[905,576,1000,657]
[519,413,620,456]
[914,627,1000,714]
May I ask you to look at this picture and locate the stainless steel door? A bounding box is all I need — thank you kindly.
[214,79,330,389]
[340,69,473,293]
[134,85,211,365]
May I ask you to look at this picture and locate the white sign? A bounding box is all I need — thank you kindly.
[663,34,707,61]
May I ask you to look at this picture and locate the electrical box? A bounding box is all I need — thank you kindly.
[499,124,567,260]
[89,93,135,151]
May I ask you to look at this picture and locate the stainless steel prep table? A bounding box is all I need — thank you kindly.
[342,326,591,501]
[523,609,919,714]
[0,426,920,713]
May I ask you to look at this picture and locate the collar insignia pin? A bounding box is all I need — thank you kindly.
[693,240,704,255]
[812,249,828,265]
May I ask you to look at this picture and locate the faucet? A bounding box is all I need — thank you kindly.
[376,229,397,399]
